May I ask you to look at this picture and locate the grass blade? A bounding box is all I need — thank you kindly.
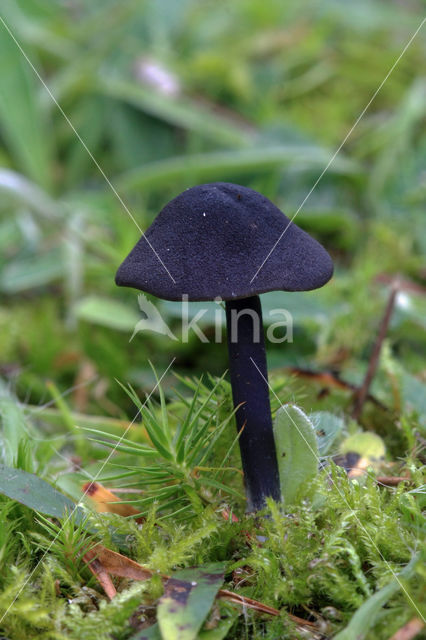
[0,22,52,189]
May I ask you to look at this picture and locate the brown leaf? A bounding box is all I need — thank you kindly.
[83,545,316,628]
[84,554,117,600]
[83,544,154,582]
[347,456,371,479]
[83,482,144,523]
[376,476,411,487]
[221,508,239,522]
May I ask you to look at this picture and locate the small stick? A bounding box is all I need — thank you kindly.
[217,590,317,627]
[288,367,388,411]
[103,487,145,494]
[352,279,400,421]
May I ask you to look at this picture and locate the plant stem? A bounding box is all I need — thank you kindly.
[46,380,87,460]
[352,280,399,421]
[225,295,281,511]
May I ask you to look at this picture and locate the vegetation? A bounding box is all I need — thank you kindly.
[0,1,425,638]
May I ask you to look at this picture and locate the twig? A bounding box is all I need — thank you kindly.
[217,589,316,627]
[352,279,400,421]
[288,367,389,411]
[103,487,145,494]
[374,273,426,296]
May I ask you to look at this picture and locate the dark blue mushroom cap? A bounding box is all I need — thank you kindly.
[115,182,333,301]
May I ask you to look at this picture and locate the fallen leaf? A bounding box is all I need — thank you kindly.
[82,545,315,628]
[83,544,154,584]
[220,508,239,522]
[85,556,117,600]
[82,481,144,523]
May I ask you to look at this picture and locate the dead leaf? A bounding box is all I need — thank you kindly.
[347,456,371,478]
[83,544,154,583]
[221,508,239,522]
[84,554,117,600]
[82,544,316,628]
[376,475,411,487]
[83,481,144,523]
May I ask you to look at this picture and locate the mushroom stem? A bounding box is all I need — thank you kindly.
[225,295,281,511]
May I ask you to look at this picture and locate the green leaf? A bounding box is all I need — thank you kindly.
[310,411,345,455]
[0,249,64,293]
[334,554,419,640]
[0,463,83,521]
[157,563,225,640]
[73,296,140,332]
[400,371,426,429]
[130,611,236,640]
[198,614,238,639]
[340,432,385,460]
[131,623,162,640]
[261,290,329,325]
[118,145,357,192]
[0,383,33,467]
[273,404,318,505]
[0,21,52,189]
[0,169,59,219]
[26,405,136,436]
[98,76,249,148]
[65,96,106,188]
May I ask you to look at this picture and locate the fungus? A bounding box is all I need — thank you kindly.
[116,182,333,511]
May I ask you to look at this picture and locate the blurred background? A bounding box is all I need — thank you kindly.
[0,0,425,427]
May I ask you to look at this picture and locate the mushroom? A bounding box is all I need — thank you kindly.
[116,182,333,511]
